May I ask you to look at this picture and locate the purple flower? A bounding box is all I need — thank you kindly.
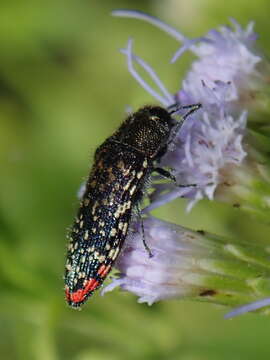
[103,216,270,308]
[102,217,215,305]
[113,10,263,107]
[115,28,248,210]
[149,86,247,211]
[104,11,270,310]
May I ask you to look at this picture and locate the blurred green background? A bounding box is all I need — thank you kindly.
[2,0,270,359]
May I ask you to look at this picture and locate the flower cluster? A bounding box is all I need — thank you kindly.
[103,217,270,313]
[113,10,266,211]
[108,10,270,316]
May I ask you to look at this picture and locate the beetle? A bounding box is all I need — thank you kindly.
[64,103,200,308]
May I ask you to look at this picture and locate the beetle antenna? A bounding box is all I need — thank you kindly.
[167,102,201,143]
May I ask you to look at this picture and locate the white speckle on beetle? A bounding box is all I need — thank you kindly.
[129,185,136,196]
[136,171,144,179]
[112,247,120,260]
[110,228,117,237]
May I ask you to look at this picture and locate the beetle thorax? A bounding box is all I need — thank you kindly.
[115,106,174,158]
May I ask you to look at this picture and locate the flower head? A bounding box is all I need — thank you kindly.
[180,19,261,101]
[108,10,270,313]
[102,217,215,305]
[113,10,264,109]
[103,216,270,309]
[150,85,247,211]
[116,34,248,210]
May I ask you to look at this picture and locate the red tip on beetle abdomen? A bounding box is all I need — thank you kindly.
[65,278,100,305]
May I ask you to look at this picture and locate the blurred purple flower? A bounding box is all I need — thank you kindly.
[102,217,213,305]
[225,297,270,318]
[113,10,262,106]
[108,11,270,312]
[180,20,261,105]
[118,32,248,210]
[149,85,247,211]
